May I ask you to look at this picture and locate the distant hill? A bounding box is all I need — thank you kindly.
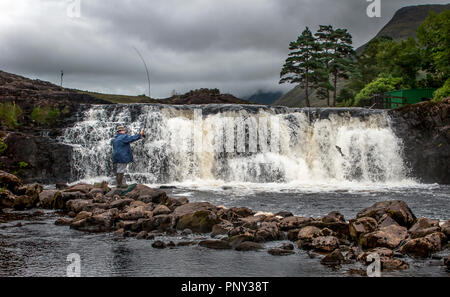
[273,4,450,108]
[356,4,450,53]
[244,90,284,105]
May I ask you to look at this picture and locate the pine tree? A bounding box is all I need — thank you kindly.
[280,27,323,107]
[329,28,356,106]
[314,25,335,106]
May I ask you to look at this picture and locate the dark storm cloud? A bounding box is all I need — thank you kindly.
[0,0,448,98]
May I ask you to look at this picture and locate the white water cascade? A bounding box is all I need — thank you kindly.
[60,104,413,190]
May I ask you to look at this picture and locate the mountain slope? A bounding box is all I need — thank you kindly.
[356,4,450,53]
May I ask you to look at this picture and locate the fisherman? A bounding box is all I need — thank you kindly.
[112,126,145,188]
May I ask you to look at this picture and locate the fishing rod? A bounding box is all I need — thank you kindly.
[133,46,151,99]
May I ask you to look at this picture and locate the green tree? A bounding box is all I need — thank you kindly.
[280,27,324,107]
[354,74,407,106]
[417,10,450,84]
[329,28,356,106]
[433,78,450,102]
[314,25,336,106]
[375,38,422,88]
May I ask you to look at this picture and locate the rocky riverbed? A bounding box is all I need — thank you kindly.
[1,170,449,276]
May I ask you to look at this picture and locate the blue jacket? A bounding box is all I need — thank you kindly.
[112,133,142,164]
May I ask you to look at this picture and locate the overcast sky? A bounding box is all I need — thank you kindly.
[0,0,449,98]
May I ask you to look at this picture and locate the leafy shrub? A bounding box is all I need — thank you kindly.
[0,138,6,154]
[432,79,450,102]
[0,102,22,128]
[354,75,407,106]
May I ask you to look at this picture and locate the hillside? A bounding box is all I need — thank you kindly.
[274,4,450,108]
[356,4,450,53]
[244,90,284,105]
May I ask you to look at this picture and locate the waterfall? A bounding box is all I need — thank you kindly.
[60,104,412,188]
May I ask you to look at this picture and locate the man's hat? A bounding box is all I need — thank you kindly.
[116,126,126,132]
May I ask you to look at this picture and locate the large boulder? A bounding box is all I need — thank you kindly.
[211,220,234,237]
[349,217,378,241]
[320,249,346,266]
[234,241,263,252]
[13,183,43,210]
[400,232,446,258]
[172,202,218,219]
[0,189,16,208]
[152,205,171,216]
[356,200,416,228]
[360,225,408,249]
[125,184,167,204]
[311,236,340,252]
[65,199,92,213]
[70,208,119,232]
[199,240,232,250]
[409,218,440,239]
[64,184,93,194]
[38,190,62,209]
[176,210,220,233]
[441,220,450,239]
[296,226,321,249]
[254,222,283,242]
[0,170,23,193]
[230,207,254,218]
[278,216,313,231]
[119,206,147,220]
[143,214,176,232]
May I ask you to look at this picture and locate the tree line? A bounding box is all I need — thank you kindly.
[280,10,450,107]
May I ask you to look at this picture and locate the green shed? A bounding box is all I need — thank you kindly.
[385,88,436,108]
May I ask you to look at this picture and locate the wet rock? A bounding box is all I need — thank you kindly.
[167,241,176,247]
[409,218,440,239]
[144,214,176,232]
[444,255,450,270]
[234,241,263,251]
[255,222,283,242]
[349,217,378,241]
[64,184,93,194]
[13,194,38,210]
[125,184,167,204]
[378,214,400,228]
[268,248,295,256]
[356,200,416,228]
[0,189,16,208]
[441,220,450,241]
[177,197,189,205]
[70,208,119,232]
[230,207,254,218]
[55,183,68,190]
[177,241,197,247]
[38,190,61,209]
[320,249,345,266]
[119,206,146,220]
[54,217,72,226]
[357,248,394,264]
[65,199,89,212]
[152,240,167,249]
[73,211,92,222]
[400,232,446,258]
[199,240,232,250]
[360,225,408,249]
[238,215,265,230]
[322,211,345,223]
[319,227,335,237]
[136,231,148,239]
[181,228,193,236]
[381,258,409,271]
[228,234,255,247]
[61,191,89,201]
[211,220,234,237]
[172,202,218,219]
[311,236,340,252]
[153,205,171,216]
[163,197,184,211]
[274,211,293,218]
[279,216,312,231]
[287,229,301,241]
[298,226,321,241]
[176,210,219,233]
[280,243,294,251]
[346,246,362,261]
[0,170,23,193]
[110,198,133,210]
